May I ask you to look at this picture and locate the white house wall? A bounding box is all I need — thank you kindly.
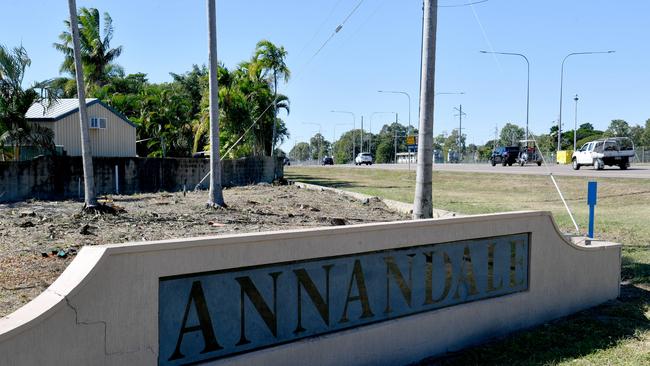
[33,103,136,157]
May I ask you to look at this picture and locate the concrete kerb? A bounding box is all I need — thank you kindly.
[291,181,458,218]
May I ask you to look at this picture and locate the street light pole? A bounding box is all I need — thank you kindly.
[480,51,529,141]
[331,110,355,163]
[378,90,411,133]
[558,50,615,151]
[573,94,579,152]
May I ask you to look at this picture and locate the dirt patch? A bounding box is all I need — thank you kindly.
[0,184,408,317]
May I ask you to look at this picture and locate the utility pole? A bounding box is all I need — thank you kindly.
[207,0,225,207]
[360,116,364,153]
[394,113,398,163]
[573,94,579,152]
[413,0,437,219]
[494,124,499,149]
[453,104,466,157]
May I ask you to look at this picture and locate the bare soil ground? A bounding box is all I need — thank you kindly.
[0,184,408,317]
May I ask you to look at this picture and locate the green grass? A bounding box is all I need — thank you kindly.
[287,166,650,365]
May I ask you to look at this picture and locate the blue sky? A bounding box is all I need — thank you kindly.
[2,0,649,149]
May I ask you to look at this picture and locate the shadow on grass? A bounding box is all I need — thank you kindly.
[622,256,650,284]
[415,284,650,366]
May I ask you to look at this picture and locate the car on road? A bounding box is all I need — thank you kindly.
[489,146,520,166]
[322,156,334,165]
[283,157,291,166]
[572,137,634,170]
[355,152,373,165]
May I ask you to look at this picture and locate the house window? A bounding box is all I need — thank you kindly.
[90,117,107,129]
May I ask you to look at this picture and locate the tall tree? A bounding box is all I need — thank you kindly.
[630,125,644,148]
[67,0,97,209]
[191,63,290,158]
[206,0,224,207]
[0,44,56,160]
[373,123,410,163]
[413,0,438,219]
[309,133,330,160]
[138,84,193,157]
[605,119,631,138]
[642,119,650,147]
[289,142,310,161]
[499,123,525,145]
[54,7,123,92]
[332,129,360,164]
[445,129,466,153]
[253,40,290,157]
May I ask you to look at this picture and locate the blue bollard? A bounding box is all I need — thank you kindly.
[587,181,597,240]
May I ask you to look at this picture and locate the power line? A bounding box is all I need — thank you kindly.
[439,0,488,8]
[304,0,366,67]
[294,0,344,60]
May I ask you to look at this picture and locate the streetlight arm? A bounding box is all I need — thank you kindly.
[378,90,411,134]
[558,50,615,151]
[480,50,529,140]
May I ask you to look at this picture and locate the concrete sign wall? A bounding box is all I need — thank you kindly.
[0,211,620,366]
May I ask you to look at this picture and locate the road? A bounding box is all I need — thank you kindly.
[302,162,650,179]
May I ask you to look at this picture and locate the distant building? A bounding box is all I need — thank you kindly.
[396,152,417,164]
[26,98,136,157]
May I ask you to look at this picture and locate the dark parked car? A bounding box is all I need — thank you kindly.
[489,146,520,166]
[322,156,334,165]
[283,157,291,166]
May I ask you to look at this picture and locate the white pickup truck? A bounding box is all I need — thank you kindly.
[571,137,634,170]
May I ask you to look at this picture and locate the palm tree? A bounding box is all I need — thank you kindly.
[0,124,55,160]
[54,7,123,93]
[206,0,225,207]
[237,58,290,156]
[252,40,290,157]
[67,0,97,209]
[191,59,290,159]
[0,44,56,160]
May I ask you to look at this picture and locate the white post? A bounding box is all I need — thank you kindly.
[115,165,119,194]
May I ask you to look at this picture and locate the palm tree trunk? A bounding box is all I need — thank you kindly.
[68,0,97,208]
[271,71,277,157]
[413,0,437,219]
[207,0,225,207]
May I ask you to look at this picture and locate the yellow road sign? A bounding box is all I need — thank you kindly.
[406,135,417,145]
